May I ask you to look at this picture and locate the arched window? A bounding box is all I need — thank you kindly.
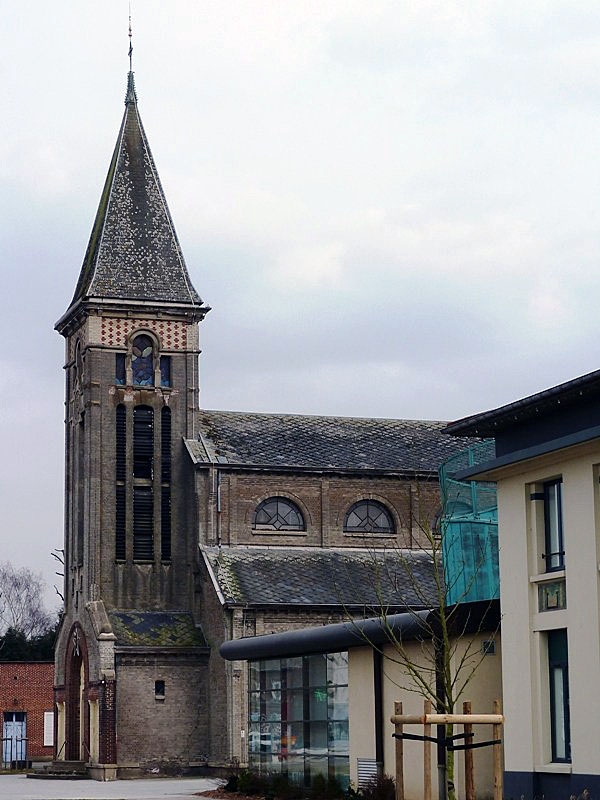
[253,497,304,531]
[131,334,155,386]
[344,500,395,534]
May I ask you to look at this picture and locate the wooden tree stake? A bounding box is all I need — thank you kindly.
[463,701,475,800]
[493,699,502,800]
[424,699,432,800]
[394,701,404,800]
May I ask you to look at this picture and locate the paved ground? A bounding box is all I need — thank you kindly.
[0,774,222,800]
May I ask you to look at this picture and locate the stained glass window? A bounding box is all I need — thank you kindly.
[344,500,394,534]
[131,334,155,386]
[253,497,304,531]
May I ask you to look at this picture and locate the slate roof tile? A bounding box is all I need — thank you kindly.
[108,610,207,648]
[64,73,205,313]
[190,410,476,473]
[202,546,439,609]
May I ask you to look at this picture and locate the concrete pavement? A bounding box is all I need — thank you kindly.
[0,774,222,800]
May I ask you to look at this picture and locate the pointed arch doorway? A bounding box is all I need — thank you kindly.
[65,624,90,761]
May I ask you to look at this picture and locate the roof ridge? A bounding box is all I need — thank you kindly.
[200,408,449,425]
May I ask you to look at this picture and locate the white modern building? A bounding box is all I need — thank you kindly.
[447,367,600,799]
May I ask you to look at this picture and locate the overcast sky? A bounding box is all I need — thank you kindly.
[3,1,600,610]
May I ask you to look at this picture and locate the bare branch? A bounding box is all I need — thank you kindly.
[0,562,52,637]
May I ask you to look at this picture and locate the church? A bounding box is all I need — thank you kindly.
[52,69,473,780]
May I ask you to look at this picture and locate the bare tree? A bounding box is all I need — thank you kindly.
[0,562,53,638]
[347,480,499,800]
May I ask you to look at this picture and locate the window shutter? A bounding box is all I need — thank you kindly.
[43,711,54,747]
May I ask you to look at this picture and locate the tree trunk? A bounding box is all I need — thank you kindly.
[445,723,456,800]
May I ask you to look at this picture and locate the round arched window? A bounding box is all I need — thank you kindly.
[344,500,395,534]
[131,334,155,386]
[253,497,305,531]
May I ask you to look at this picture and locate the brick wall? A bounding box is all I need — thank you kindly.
[0,662,54,760]
[200,471,443,550]
[115,653,209,769]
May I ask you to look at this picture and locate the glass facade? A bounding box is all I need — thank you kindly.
[248,653,349,787]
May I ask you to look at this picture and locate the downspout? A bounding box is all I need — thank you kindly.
[216,470,222,547]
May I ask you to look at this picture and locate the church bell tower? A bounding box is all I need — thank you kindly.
[53,71,210,774]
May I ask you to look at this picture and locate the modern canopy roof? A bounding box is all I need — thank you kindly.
[220,610,432,660]
[219,600,500,660]
[57,72,207,331]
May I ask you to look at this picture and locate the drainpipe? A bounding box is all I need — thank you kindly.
[216,470,222,547]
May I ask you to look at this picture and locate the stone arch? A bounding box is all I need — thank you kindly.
[64,623,90,761]
[246,490,313,530]
[335,492,401,534]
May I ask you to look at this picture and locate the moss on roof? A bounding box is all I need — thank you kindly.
[109,611,207,648]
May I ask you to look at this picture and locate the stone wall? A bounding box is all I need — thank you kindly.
[115,652,209,770]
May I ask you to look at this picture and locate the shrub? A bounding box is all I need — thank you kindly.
[223,774,239,792]
[359,775,395,800]
[310,774,345,799]
[238,769,269,795]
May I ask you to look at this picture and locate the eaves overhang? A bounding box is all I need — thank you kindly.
[455,423,600,482]
[56,296,210,336]
[114,645,210,656]
[446,368,600,438]
[187,458,438,481]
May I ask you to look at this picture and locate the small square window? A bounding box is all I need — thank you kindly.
[539,580,567,612]
[482,640,496,655]
[155,680,165,699]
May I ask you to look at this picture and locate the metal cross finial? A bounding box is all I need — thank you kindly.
[128,1,133,72]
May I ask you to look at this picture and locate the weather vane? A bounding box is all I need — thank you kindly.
[128,1,133,72]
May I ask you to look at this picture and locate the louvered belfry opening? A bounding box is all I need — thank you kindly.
[133,485,154,560]
[133,406,154,479]
[115,403,166,562]
[161,407,172,561]
[115,405,126,560]
[133,406,154,560]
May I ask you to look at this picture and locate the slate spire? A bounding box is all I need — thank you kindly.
[58,72,206,328]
